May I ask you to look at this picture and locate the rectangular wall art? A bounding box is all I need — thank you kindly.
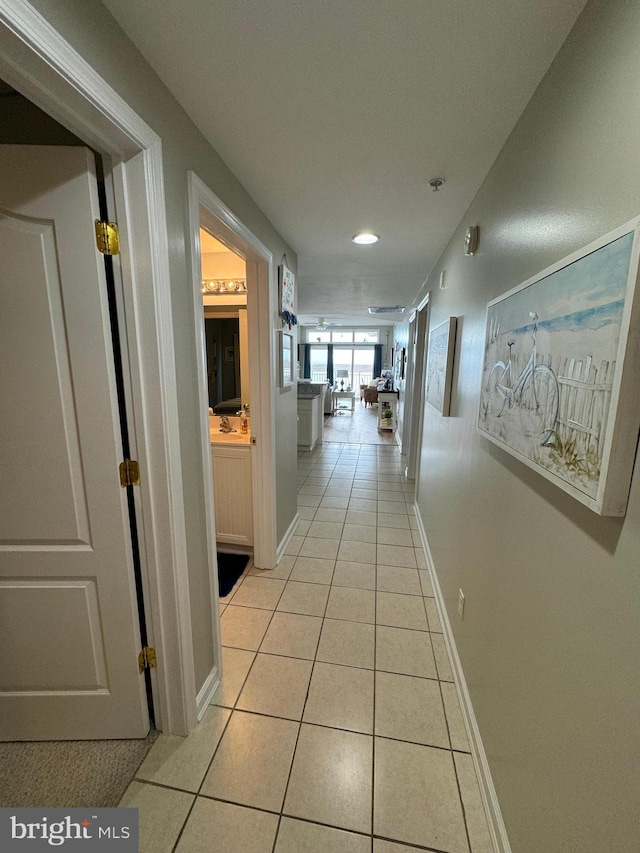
[477,219,640,516]
[279,330,294,388]
[426,317,457,416]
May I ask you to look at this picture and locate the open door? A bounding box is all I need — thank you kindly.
[0,145,149,740]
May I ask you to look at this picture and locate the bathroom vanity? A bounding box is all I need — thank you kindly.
[210,417,253,546]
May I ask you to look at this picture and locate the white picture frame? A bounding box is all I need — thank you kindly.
[279,264,295,315]
[477,218,640,516]
[426,317,457,416]
[279,330,294,388]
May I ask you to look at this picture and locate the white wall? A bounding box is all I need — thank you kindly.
[402,1,640,850]
[201,251,246,279]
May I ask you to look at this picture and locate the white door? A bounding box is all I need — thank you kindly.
[0,145,149,740]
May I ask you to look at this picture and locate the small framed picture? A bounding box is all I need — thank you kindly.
[279,264,295,315]
[279,331,294,388]
[426,317,457,416]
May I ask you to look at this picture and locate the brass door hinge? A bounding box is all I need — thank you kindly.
[138,646,157,674]
[119,459,140,487]
[95,220,120,255]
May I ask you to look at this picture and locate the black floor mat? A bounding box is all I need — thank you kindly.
[217,552,250,597]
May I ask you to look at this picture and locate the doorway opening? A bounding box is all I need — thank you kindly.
[187,173,277,714]
[201,229,249,418]
[0,78,153,736]
[201,228,253,551]
[0,4,197,738]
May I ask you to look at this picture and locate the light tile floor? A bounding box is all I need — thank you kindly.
[121,442,493,853]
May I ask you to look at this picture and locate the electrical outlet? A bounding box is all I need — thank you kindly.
[457,588,465,619]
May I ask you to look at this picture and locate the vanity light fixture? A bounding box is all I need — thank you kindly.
[352,232,380,245]
[201,279,247,294]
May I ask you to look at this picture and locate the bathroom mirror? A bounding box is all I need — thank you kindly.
[204,313,241,414]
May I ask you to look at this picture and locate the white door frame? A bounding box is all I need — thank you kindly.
[406,295,430,483]
[400,313,417,456]
[0,0,196,735]
[187,173,277,575]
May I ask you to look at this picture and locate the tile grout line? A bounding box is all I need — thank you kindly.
[371,512,379,847]
[161,442,468,853]
[270,512,336,852]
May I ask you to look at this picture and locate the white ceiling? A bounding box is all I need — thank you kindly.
[103,0,586,327]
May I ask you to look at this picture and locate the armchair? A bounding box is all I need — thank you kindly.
[363,387,378,407]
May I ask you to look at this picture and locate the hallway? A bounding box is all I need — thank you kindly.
[120,442,492,852]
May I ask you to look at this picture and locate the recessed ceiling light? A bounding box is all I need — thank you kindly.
[352,232,379,245]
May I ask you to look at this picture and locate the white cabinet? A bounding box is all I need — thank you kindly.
[297,396,320,450]
[210,444,253,546]
[378,390,399,431]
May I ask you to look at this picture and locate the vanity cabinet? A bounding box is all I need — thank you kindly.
[210,444,253,546]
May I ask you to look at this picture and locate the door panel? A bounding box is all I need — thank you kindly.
[0,145,148,739]
[1,216,90,546]
[0,580,107,691]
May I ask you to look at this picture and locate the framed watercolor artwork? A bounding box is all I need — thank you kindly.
[477,219,640,516]
[426,318,457,416]
[279,330,294,388]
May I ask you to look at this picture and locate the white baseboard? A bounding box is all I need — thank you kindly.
[195,665,221,721]
[413,504,512,853]
[276,511,301,564]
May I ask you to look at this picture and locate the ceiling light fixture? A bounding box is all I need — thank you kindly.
[352,232,379,245]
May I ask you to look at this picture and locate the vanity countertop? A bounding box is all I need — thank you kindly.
[210,429,251,445]
[209,414,250,444]
[297,381,327,400]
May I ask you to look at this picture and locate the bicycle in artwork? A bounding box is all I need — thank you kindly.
[485,312,559,446]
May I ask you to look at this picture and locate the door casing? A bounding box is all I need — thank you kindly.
[188,173,277,569]
[406,295,431,483]
[0,0,197,734]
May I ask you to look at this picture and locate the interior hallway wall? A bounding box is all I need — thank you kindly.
[26,0,298,699]
[406,1,640,850]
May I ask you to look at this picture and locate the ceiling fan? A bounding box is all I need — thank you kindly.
[315,317,330,331]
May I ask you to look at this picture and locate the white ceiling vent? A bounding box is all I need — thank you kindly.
[368,306,406,314]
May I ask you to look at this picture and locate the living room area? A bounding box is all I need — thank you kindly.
[298,325,399,446]
[323,388,398,446]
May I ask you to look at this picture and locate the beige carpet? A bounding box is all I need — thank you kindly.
[322,400,398,445]
[0,729,158,808]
